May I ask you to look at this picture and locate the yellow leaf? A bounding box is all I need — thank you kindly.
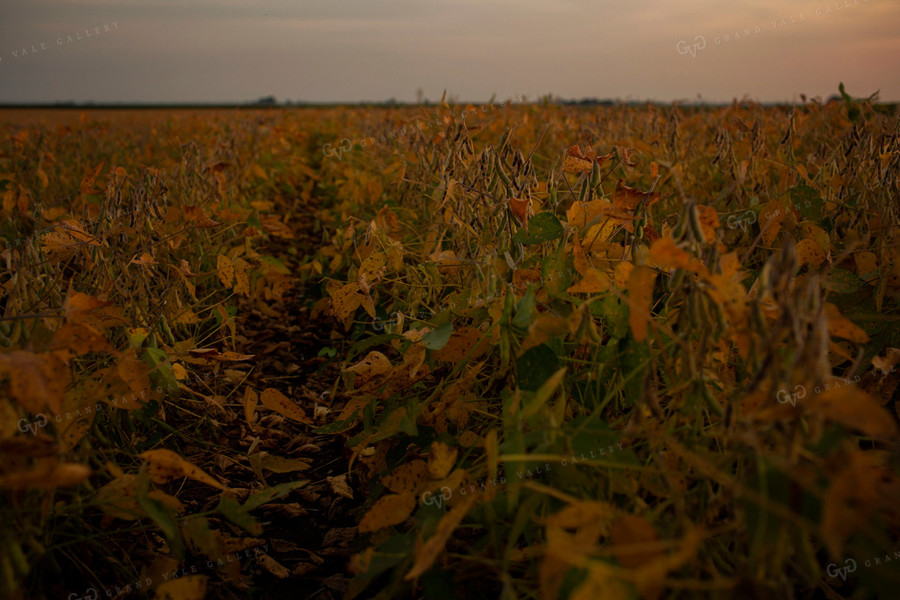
[63,291,113,326]
[359,292,376,319]
[571,567,631,600]
[257,554,291,579]
[257,454,311,473]
[212,351,255,362]
[427,441,458,479]
[96,474,183,521]
[695,205,719,243]
[131,253,157,266]
[571,235,593,275]
[359,492,417,533]
[233,258,251,296]
[647,236,707,275]
[80,161,103,194]
[796,238,826,268]
[327,474,354,499]
[0,351,68,415]
[359,251,387,286]
[758,201,783,246]
[349,547,375,575]
[705,274,750,357]
[0,461,91,490]
[259,388,312,425]
[249,163,269,181]
[614,262,634,289]
[383,460,431,494]
[567,268,612,295]
[217,254,234,288]
[545,500,616,557]
[825,303,869,344]
[140,449,227,490]
[628,265,656,342]
[871,348,900,375]
[564,195,629,230]
[610,514,662,599]
[583,221,619,251]
[117,353,151,400]
[821,450,885,558]
[2,189,16,213]
[175,309,201,325]
[172,362,188,381]
[459,431,480,448]
[243,387,258,428]
[343,351,393,387]
[509,197,530,223]
[40,220,101,254]
[432,326,490,363]
[329,281,364,321]
[798,222,830,252]
[810,385,897,439]
[613,180,660,212]
[563,154,594,174]
[854,250,878,282]
[59,405,93,453]
[405,494,477,580]
[250,200,274,212]
[0,400,18,439]
[154,575,207,600]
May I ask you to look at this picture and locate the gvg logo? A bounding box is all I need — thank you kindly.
[371,311,431,332]
[676,36,707,58]
[776,384,807,407]
[17,414,48,435]
[322,138,353,161]
[68,588,99,600]
[725,209,757,232]
[421,486,452,509]
[826,558,857,581]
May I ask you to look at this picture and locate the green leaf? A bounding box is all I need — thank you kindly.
[142,347,178,394]
[543,252,576,296]
[619,336,650,403]
[516,344,559,391]
[423,322,453,350]
[521,367,567,419]
[825,268,861,294]
[511,212,564,245]
[359,534,415,579]
[422,570,457,600]
[258,255,291,274]
[596,295,628,339]
[512,287,537,330]
[315,413,362,434]
[244,480,308,511]
[128,329,150,349]
[566,415,619,453]
[839,82,851,102]
[789,185,823,222]
[181,516,220,558]
[216,495,262,536]
[136,473,184,557]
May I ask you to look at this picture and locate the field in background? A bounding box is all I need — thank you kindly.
[1,96,899,599]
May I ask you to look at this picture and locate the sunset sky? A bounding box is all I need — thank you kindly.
[0,0,897,104]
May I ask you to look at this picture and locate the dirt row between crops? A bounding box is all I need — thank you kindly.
[212,196,365,600]
[46,193,367,600]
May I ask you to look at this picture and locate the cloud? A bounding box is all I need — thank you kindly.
[0,0,896,103]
